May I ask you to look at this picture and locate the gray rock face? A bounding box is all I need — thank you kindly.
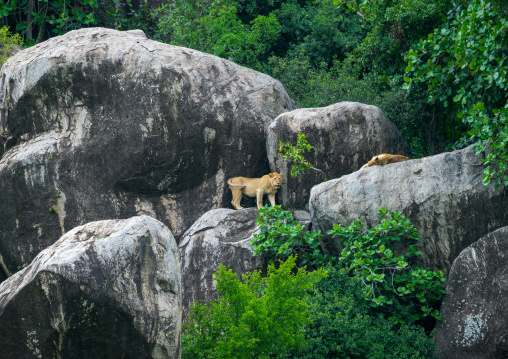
[434,226,508,359]
[179,208,261,319]
[0,215,181,359]
[0,27,295,279]
[309,145,508,273]
[266,102,406,210]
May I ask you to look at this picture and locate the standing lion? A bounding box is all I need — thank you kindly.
[227,172,283,210]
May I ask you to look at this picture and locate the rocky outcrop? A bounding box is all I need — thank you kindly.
[266,102,406,210]
[435,226,508,359]
[0,215,181,359]
[179,208,262,319]
[309,145,508,273]
[0,27,296,278]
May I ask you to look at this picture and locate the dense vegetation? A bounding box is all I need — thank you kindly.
[280,266,438,359]
[183,206,442,358]
[183,256,327,358]
[253,205,445,321]
[183,259,439,358]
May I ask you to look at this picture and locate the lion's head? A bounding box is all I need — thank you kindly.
[269,172,283,189]
[366,154,390,167]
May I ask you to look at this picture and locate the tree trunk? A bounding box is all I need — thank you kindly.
[35,1,48,44]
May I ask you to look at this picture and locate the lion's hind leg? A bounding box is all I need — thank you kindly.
[231,188,245,210]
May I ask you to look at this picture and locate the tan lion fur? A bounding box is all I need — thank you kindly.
[227,172,283,210]
[360,154,409,169]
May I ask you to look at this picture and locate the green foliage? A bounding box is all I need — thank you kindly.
[281,266,438,359]
[268,53,345,108]
[278,133,324,178]
[328,207,445,321]
[404,0,508,188]
[155,0,364,69]
[272,0,365,66]
[253,205,445,321]
[182,256,327,359]
[1,0,154,44]
[0,26,23,66]
[252,205,331,268]
[310,0,456,156]
[155,0,281,71]
[338,0,451,75]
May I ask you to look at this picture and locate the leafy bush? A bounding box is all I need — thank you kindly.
[1,0,154,45]
[0,26,23,66]
[252,205,331,268]
[267,53,369,108]
[404,0,508,187]
[281,266,439,359]
[337,0,451,75]
[182,256,326,359]
[253,206,445,321]
[188,207,444,357]
[328,207,445,321]
[272,0,365,66]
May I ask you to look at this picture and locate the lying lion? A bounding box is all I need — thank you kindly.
[227,172,283,210]
[360,154,409,169]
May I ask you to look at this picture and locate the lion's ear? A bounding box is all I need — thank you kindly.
[269,173,274,177]
[375,156,379,161]
[279,172,283,176]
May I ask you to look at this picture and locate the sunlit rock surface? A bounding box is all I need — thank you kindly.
[0,27,296,280]
[0,216,181,359]
[310,145,508,273]
[179,208,261,319]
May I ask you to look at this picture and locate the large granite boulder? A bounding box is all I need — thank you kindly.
[266,102,406,210]
[435,226,508,359]
[179,208,262,319]
[0,215,181,359]
[309,145,508,273]
[0,27,295,279]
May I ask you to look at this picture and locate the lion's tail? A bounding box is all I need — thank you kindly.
[227,179,247,188]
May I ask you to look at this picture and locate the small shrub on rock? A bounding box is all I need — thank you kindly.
[0,26,23,66]
[252,205,331,268]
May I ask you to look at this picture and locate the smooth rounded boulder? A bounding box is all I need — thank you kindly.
[0,215,181,359]
[179,208,262,319]
[266,102,406,209]
[435,226,508,359]
[309,145,508,273]
[0,27,296,279]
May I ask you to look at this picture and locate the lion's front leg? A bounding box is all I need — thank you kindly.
[256,190,264,209]
[268,193,276,207]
